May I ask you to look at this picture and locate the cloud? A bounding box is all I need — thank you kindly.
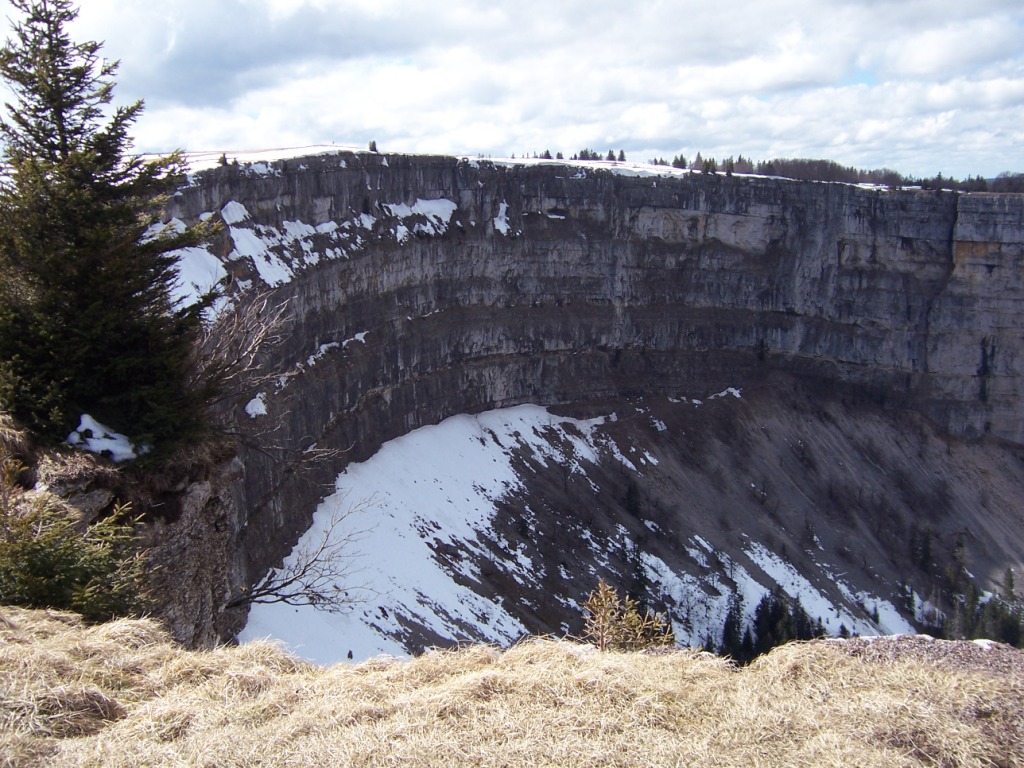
[0,0,1021,177]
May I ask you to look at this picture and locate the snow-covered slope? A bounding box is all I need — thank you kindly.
[241,400,918,665]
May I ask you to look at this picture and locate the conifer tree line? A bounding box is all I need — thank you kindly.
[714,589,825,664]
[910,528,1024,647]
[645,153,1022,190]
[536,145,1019,191]
[0,0,217,455]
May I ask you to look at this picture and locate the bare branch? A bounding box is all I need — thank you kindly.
[189,290,293,417]
[226,495,375,613]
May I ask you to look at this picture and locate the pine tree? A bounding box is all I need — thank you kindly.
[1003,567,1017,603]
[752,588,796,657]
[721,592,745,660]
[0,0,216,453]
[0,493,150,622]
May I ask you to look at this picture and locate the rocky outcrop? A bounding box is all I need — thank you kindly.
[164,153,1024,637]
[141,457,249,646]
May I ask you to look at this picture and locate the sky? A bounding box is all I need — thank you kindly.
[1,0,1022,179]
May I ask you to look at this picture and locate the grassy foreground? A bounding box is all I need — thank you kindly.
[2,607,1022,767]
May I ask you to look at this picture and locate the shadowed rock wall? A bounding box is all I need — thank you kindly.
[166,152,1024,610]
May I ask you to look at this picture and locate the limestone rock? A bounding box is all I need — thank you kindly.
[163,153,1024,641]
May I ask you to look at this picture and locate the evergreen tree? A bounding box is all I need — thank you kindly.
[624,480,641,517]
[740,626,754,660]
[0,0,215,452]
[0,493,149,622]
[1003,567,1017,603]
[910,522,933,571]
[721,592,745,660]
[752,589,796,657]
[748,589,822,658]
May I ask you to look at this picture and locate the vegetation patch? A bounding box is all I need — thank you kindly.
[1,607,1022,768]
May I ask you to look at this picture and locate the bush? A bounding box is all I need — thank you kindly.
[582,579,675,651]
[0,472,149,622]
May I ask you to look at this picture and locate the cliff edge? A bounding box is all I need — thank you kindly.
[161,153,1024,648]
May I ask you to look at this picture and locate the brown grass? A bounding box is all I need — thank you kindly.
[0,413,31,462]
[1,607,1022,768]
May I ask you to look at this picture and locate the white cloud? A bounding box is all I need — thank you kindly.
[865,16,1023,79]
[0,0,1021,177]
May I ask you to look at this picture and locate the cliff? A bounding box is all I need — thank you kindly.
[161,152,1024,648]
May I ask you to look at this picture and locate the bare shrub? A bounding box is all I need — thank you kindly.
[225,496,372,612]
[188,290,292,421]
[582,579,675,651]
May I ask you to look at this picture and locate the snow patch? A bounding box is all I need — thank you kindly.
[382,198,458,240]
[170,246,227,309]
[343,331,368,347]
[709,387,742,400]
[220,201,250,225]
[283,220,317,243]
[66,415,150,463]
[493,201,511,235]
[215,196,459,287]
[249,162,275,176]
[245,394,268,418]
[241,405,607,664]
[307,343,340,367]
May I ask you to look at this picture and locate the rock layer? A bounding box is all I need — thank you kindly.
[165,153,1024,634]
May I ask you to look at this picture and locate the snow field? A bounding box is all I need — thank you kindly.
[241,402,912,664]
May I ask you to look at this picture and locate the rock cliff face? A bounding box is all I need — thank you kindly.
[164,152,1024,646]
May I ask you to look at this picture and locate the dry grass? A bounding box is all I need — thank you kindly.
[0,414,31,462]
[1,608,1022,767]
